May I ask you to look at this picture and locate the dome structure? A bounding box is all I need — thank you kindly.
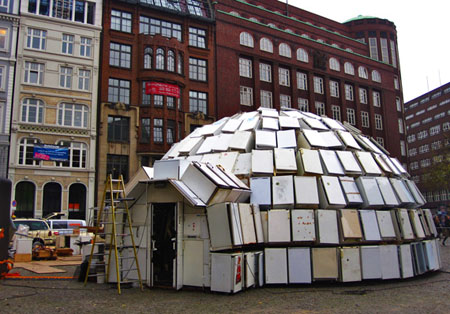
[131,107,441,292]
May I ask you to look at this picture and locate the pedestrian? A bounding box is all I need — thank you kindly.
[441,214,450,246]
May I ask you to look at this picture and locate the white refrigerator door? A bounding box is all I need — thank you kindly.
[376,210,397,239]
[356,177,384,207]
[340,247,362,282]
[268,210,291,242]
[233,153,251,177]
[298,149,323,175]
[398,209,415,240]
[183,240,204,287]
[264,248,288,284]
[207,204,233,250]
[294,176,319,207]
[336,150,362,174]
[380,245,400,279]
[277,129,298,148]
[317,210,339,244]
[340,209,363,240]
[250,177,272,207]
[399,244,414,278]
[251,150,274,175]
[211,253,233,293]
[291,209,316,242]
[272,175,295,208]
[375,177,400,207]
[359,210,382,241]
[238,203,257,244]
[255,130,277,149]
[230,203,244,246]
[252,204,265,243]
[319,150,345,175]
[361,246,382,279]
[319,176,347,208]
[288,247,311,283]
[410,209,425,239]
[356,151,382,175]
[274,148,297,173]
[244,252,256,288]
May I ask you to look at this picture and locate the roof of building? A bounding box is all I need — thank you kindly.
[345,15,380,23]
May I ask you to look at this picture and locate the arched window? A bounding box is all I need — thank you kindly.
[260,37,273,53]
[358,66,368,79]
[167,50,175,72]
[230,11,240,16]
[249,17,259,22]
[156,48,165,70]
[267,23,276,28]
[14,181,35,218]
[144,47,152,69]
[18,138,41,166]
[285,28,294,34]
[177,52,183,74]
[239,32,254,48]
[55,141,87,168]
[42,182,62,218]
[57,103,89,128]
[345,48,353,52]
[372,70,381,82]
[329,57,340,71]
[279,43,291,58]
[344,62,354,75]
[68,183,87,220]
[297,48,308,63]
[21,98,44,123]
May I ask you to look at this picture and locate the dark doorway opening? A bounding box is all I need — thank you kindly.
[42,182,62,217]
[15,182,36,218]
[68,183,86,220]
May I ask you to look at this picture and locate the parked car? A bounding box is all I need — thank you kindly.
[47,219,87,235]
[12,218,56,248]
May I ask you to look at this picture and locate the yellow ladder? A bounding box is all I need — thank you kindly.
[84,174,143,294]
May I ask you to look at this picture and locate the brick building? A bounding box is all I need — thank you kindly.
[215,0,406,164]
[97,0,216,204]
[405,83,450,210]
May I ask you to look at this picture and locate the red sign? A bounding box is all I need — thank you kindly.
[145,82,180,98]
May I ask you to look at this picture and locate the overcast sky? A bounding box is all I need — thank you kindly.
[283,0,450,102]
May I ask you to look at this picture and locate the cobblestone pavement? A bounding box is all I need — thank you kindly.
[1,245,449,314]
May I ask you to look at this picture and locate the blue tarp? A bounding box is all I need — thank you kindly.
[33,145,69,162]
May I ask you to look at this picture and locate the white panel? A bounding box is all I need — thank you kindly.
[340,247,361,282]
[262,117,279,130]
[255,130,277,149]
[405,180,426,206]
[298,149,323,175]
[321,117,346,130]
[410,209,425,239]
[294,176,319,207]
[288,247,312,283]
[184,214,202,237]
[183,240,204,287]
[399,244,414,278]
[251,150,274,175]
[239,115,260,131]
[222,118,243,133]
[233,153,251,177]
[319,176,347,208]
[252,204,264,243]
[336,151,362,175]
[200,153,221,166]
[373,153,393,173]
[381,154,400,175]
[268,210,291,242]
[218,152,239,172]
[181,164,217,204]
[317,210,339,244]
[264,248,288,284]
[356,177,384,208]
[376,210,397,239]
[320,131,344,148]
[250,177,272,207]
[361,246,382,279]
[229,131,253,152]
[274,148,297,173]
[423,209,438,237]
[212,133,234,152]
[260,108,279,118]
[238,204,257,244]
[375,177,400,207]
[197,119,227,136]
[312,247,339,280]
[355,151,382,175]
[337,130,362,150]
[178,137,204,155]
[207,203,232,250]
[389,157,408,174]
[196,136,217,155]
[359,210,382,241]
[397,209,415,240]
[272,175,295,208]
[260,211,268,243]
[300,129,327,148]
[244,252,256,288]
[380,245,401,279]
[319,150,345,175]
[279,116,300,129]
[211,253,243,293]
[429,240,440,270]
[390,179,415,206]
[291,209,316,242]
[302,116,329,130]
[277,129,298,149]
[339,177,363,205]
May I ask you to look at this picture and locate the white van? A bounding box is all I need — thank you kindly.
[47,219,87,235]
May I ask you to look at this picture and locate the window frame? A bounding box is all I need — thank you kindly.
[375,114,383,130]
[259,63,272,82]
[279,43,292,58]
[59,66,73,89]
[108,78,130,104]
[240,86,253,106]
[107,116,130,143]
[189,57,207,81]
[189,27,206,48]
[24,61,44,85]
[111,9,132,33]
[21,98,44,124]
[260,37,273,53]
[239,58,252,78]
[260,90,273,108]
[239,31,254,48]
[313,76,324,94]
[26,28,46,50]
[330,80,339,98]
[78,69,91,91]
[296,48,308,63]
[279,67,290,87]
[361,111,370,128]
[347,108,356,125]
[189,90,207,114]
[61,33,74,55]
[296,72,307,90]
[57,103,89,128]
[80,37,92,57]
[109,42,131,69]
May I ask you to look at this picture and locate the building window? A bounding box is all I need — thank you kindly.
[56,141,87,168]
[78,69,90,91]
[347,108,356,125]
[330,80,339,98]
[189,91,207,114]
[398,118,404,134]
[345,84,354,101]
[332,105,341,121]
[111,10,132,33]
[189,27,206,48]
[110,42,131,68]
[431,141,441,151]
[329,57,340,71]
[394,76,399,89]
[260,90,272,108]
[154,95,164,107]
[58,103,88,128]
[344,62,354,75]
[26,28,46,50]
[380,38,389,63]
[315,102,325,116]
[167,120,175,144]
[156,48,165,70]
[313,76,324,94]
[371,70,381,82]
[59,66,72,88]
[167,50,175,72]
[108,78,130,104]
[0,66,3,90]
[21,98,43,123]
[358,66,368,79]
[239,31,254,47]
[189,57,207,81]
[80,37,92,57]
[279,68,290,87]
[140,118,150,143]
[430,125,441,136]
[419,145,430,154]
[260,63,272,82]
[177,52,183,74]
[376,137,385,147]
[279,43,291,58]
[297,48,308,63]
[240,86,253,106]
[280,94,291,108]
[390,40,397,68]
[373,91,381,107]
[359,88,368,104]
[107,116,129,142]
[62,34,74,54]
[239,58,252,78]
[18,138,41,166]
[420,158,430,168]
[298,98,309,111]
[417,130,428,140]
[375,114,383,130]
[154,118,163,143]
[396,97,402,112]
[369,37,378,60]
[140,16,182,41]
[361,111,370,128]
[443,122,450,131]
[0,27,7,50]
[107,154,129,182]
[0,0,8,10]
[24,62,44,85]
[260,37,273,53]
[296,72,307,90]
[409,148,417,156]
[410,162,419,170]
[144,47,152,69]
